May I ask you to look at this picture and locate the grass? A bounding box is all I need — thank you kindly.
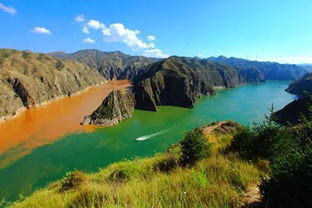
[9,122,266,208]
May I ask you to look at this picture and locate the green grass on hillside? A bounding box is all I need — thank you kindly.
[8,122,266,208]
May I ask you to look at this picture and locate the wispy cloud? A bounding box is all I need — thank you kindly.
[147,35,156,41]
[83,38,95,43]
[82,26,89,34]
[79,18,168,57]
[143,49,169,58]
[31,27,52,34]
[74,14,85,22]
[0,2,17,14]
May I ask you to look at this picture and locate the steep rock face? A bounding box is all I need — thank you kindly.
[286,73,312,96]
[133,56,245,111]
[82,90,134,126]
[274,97,311,125]
[0,49,104,119]
[239,68,265,83]
[208,56,307,81]
[50,49,156,80]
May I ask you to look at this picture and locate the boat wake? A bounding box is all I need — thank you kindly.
[135,128,172,142]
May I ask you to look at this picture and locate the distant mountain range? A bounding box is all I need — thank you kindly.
[299,64,312,72]
[49,50,157,80]
[50,50,309,83]
[207,56,308,81]
[1,48,309,122]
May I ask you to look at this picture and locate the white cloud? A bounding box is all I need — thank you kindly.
[102,23,155,49]
[147,35,155,41]
[74,14,85,22]
[81,18,168,57]
[0,2,17,14]
[31,27,51,34]
[82,26,89,34]
[87,19,106,30]
[83,38,95,43]
[143,49,169,58]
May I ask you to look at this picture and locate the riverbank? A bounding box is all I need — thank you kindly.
[0,80,131,168]
[0,81,108,124]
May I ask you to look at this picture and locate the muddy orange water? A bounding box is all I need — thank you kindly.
[0,80,131,168]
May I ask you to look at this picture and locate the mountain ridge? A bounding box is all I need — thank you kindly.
[0,49,104,120]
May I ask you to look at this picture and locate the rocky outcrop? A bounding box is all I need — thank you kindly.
[0,49,104,119]
[274,97,312,125]
[81,90,134,126]
[238,68,265,83]
[132,56,245,111]
[286,73,312,97]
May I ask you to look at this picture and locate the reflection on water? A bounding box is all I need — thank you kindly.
[0,80,131,168]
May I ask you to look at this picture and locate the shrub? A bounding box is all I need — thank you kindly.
[60,171,86,192]
[69,189,106,208]
[230,109,312,207]
[230,120,296,161]
[230,127,255,159]
[55,60,64,70]
[261,145,312,208]
[154,154,179,172]
[180,128,210,166]
[22,51,30,58]
[108,168,130,182]
[256,159,271,174]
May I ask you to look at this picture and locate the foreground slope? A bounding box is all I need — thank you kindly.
[0,49,104,119]
[9,122,264,208]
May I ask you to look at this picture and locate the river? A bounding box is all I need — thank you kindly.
[0,80,294,201]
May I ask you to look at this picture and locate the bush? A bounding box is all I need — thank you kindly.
[261,145,312,208]
[60,171,86,192]
[22,51,31,58]
[230,127,255,159]
[180,128,210,166]
[154,154,179,172]
[230,110,312,207]
[55,60,64,70]
[230,120,296,161]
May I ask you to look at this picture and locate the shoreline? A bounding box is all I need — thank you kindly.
[0,81,107,124]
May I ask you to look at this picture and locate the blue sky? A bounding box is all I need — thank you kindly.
[0,0,311,63]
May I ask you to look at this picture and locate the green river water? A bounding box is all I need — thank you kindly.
[0,81,294,201]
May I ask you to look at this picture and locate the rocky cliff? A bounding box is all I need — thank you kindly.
[82,90,134,126]
[274,97,312,125]
[133,56,245,111]
[49,49,156,80]
[286,72,312,96]
[0,49,104,119]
